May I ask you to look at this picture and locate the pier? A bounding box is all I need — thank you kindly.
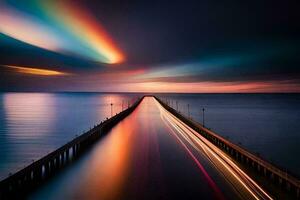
[0,96,299,199]
[155,96,300,199]
[0,97,144,199]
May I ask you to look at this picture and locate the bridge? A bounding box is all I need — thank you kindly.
[155,96,300,199]
[0,96,299,199]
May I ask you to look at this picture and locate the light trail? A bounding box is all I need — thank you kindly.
[160,113,225,200]
[3,65,68,76]
[155,98,273,200]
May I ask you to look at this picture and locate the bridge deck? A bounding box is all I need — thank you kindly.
[30,97,270,200]
[156,96,300,199]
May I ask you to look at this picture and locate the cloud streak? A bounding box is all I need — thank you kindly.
[0,1,124,64]
[0,1,299,92]
[3,65,70,76]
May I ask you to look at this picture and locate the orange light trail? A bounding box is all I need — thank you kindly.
[161,113,225,200]
[3,65,68,76]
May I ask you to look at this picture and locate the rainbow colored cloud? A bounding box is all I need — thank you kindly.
[0,1,124,64]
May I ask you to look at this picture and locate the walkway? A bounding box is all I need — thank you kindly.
[30,97,271,200]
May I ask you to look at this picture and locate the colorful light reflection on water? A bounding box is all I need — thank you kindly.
[0,92,137,179]
[30,97,247,200]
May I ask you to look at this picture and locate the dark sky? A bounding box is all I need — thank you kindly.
[0,0,299,92]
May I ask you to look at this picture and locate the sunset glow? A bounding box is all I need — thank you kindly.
[120,81,300,93]
[0,0,299,92]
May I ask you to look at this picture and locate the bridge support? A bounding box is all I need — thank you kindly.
[263,167,267,176]
[73,145,76,159]
[66,149,69,163]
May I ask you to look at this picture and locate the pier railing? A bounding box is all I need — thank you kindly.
[155,96,300,199]
[0,96,144,199]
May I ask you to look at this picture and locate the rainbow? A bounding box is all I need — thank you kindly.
[0,1,124,64]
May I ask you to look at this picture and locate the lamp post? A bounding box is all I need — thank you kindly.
[110,103,113,117]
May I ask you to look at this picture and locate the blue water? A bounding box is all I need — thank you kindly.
[0,93,299,180]
[0,92,139,179]
[157,93,300,177]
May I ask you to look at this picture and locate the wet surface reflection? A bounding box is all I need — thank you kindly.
[30,97,247,200]
[0,92,136,179]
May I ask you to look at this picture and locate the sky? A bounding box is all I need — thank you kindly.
[0,0,299,93]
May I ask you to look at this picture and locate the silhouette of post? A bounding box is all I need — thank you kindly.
[110,103,113,117]
[176,101,178,111]
[187,104,190,118]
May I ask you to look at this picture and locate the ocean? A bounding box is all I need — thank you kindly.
[0,92,139,179]
[0,92,299,180]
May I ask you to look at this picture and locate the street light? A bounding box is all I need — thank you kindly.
[110,103,113,117]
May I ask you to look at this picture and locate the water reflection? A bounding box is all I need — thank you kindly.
[30,97,225,200]
[0,92,137,180]
[100,94,128,118]
[30,109,138,200]
[4,93,56,138]
[73,114,137,199]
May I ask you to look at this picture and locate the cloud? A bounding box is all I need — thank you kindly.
[0,1,124,64]
[133,45,300,84]
[0,1,299,92]
[2,65,70,76]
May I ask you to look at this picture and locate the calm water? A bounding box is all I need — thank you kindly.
[0,92,139,179]
[0,93,299,181]
[157,93,300,177]
[31,97,240,200]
